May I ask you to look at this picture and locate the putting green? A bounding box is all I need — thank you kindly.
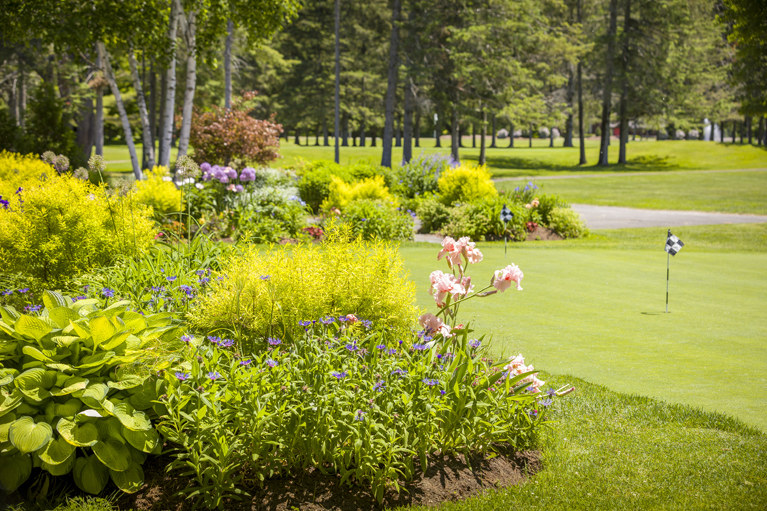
[400,242,767,431]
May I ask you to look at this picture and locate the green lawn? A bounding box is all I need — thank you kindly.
[100,138,767,177]
[399,228,767,433]
[498,169,767,215]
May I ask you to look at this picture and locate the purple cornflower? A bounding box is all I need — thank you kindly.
[198,277,210,285]
[469,339,481,349]
[24,304,42,313]
[528,409,539,418]
[218,339,235,348]
[18,288,29,294]
[179,285,195,296]
[260,275,270,281]
[345,343,358,352]
[267,337,282,346]
[0,196,9,209]
[266,358,278,368]
[298,320,312,327]
[540,399,553,408]
[373,380,385,392]
[320,316,335,325]
[546,388,557,397]
[422,378,439,387]
[440,389,446,395]
[166,276,177,282]
[376,344,386,350]
[207,336,222,345]
[239,359,252,366]
[195,269,205,276]
[412,343,429,351]
[181,334,194,343]
[331,371,348,379]
[101,288,114,298]
[361,320,372,329]
[355,410,366,422]
[387,348,397,355]
[391,369,408,377]
[1,289,12,296]
[207,371,222,381]
[175,372,191,381]
[72,295,86,301]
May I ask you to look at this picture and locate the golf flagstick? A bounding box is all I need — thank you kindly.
[664,229,684,313]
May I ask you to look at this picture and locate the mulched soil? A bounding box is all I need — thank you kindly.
[525,226,563,242]
[117,446,541,511]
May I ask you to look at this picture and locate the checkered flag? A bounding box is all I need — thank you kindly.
[665,230,684,256]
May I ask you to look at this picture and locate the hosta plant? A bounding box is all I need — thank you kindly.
[0,291,181,495]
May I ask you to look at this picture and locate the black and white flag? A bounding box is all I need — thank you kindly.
[665,230,684,256]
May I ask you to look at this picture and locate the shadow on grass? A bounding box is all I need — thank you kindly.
[461,152,679,175]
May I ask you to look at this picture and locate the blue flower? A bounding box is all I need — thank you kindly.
[546,388,557,397]
[412,343,429,351]
[469,339,481,349]
[181,334,194,343]
[298,320,312,326]
[345,343,358,352]
[218,339,235,348]
[266,358,278,368]
[207,336,221,345]
[440,389,446,395]
[373,380,385,392]
[175,372,191,381]
[331,371,348,379]
[260,275,270,281]
[198,277,210,285]
[320,316,335,325]
[376,344,386,350]
[267,337,282,346]
[166,276,177,282]
[207,371,222,381]
[391,369,408,377]
[195,269,205,276]
[422,378,439,387]
[24,304,42,313]
[1,289,12,296]
[240,359,252,366]
[528,409,539,418]
[387,348,397,355]
[540,398,553,408]
[17,288,29,294]
[179,285,195,296]
[361,319,372,329]
[355,410,366,422]
[101,288,114,298]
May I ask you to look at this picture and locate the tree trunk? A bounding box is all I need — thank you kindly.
[294,129,300,145]
[564,69,574,148]
[598,0,619,167]
[529,125,533,148]
[128,50,155,170]
[490,114,497,148]
[315,128,320,146]
[157,67,167,162]
[747,116,752,144]
[395,115,402,147]
[720,120,724,143]
[549,127,554,147]
[435,113,441,147]
[508,121,514,147]
[359,122,366,147]
[94,50,104,156]
[458,123,464,147]
[149,62,157,156]
[323,117,329,146]
[450,108,459,161]
[18,56,26,129]
[472,122,476,148]
[414,109,420,147]
[333,0,340,163]
[159,0,179,167]
[176,2,197,161]
[75,96,94,162]
[403,78,414,164]
[342,114,349,146]
[224,19,233,110]
[479,107,487,165]
[759,117,765,146]
[371,128,376,147]
[98,42,141,180]
[380,0,401,168]
[617,0,631,164]
[577,0,586,165]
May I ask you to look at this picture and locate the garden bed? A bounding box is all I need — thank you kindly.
[119,447,541,511]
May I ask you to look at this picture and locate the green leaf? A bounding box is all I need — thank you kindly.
[109,462,144,493]
[0,305,21,324]
[8,416,53,453]
[57,417,99,447]
[52,335,81,348]
[80,383,109,408]
[92,437,131,471]
[0,368,18,386]
[0,453,31,492]
[14,368,51,402]
[119,312,147,333]
[76,351,115,369]
[54,398,82,417]
[51,376,88,396]
[73,455,109,495]
[107,375,144,391]
[42,450,76,476]
[0,412,16,442]
[101,330,131,351]
[38,435,76,465]
[22,345,53,363]
[14,315,52,341]
[122,426,160,453]
[42,291,68,310]
[48,307,80,329]
[90,316,117,349]
[0,390,22,417]
[111,403,152,431]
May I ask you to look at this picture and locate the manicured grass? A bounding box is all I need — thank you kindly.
[403,374,767,510]
[498,169,767,215]
[100,138,767,177]
[399,231,767,433]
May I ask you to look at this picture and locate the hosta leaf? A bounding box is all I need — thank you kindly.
[122,426,160,453]
[0,412,16,442]
[97,417,124,443]
[67,320,91,339]
[0,453,31,492]
[51,376,88,396]
[77,351,115,369]
[0,390,22,417]
[73,455,109,495]
[14,315,52,341]
[90,316,117,349]
[57,417,99,447]
[0,320,16,337]
[14,368,51,402]
[42,291,68,310]
[42,450,76,476]
[54,398,82,417]
[119,312,146,333]
[107,375,144,391]
[22,345,53,363]
[9,416,53,453]
[109,462,144,493]
[48,307,80,329]
[0,305,21,324]
[46,363,75,372]
[101,330,131,351]
[112,403,152,431]
[80,383,109,408]
[51,335,80,348]
[93,437,131,471]
[0,368,18,386]
[38,435,76,465]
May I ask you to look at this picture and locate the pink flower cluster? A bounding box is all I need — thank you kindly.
[505,354,545,393]
[429,270,472,307]
[418,312,452,338]
[492,264,523,292]
[437,236,483,269]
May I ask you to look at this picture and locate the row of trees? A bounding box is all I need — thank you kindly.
[0,0,765,174]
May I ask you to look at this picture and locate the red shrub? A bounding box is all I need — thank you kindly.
[190,92,282,165]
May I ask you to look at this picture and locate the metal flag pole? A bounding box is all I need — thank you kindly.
[501,205,513,256]
[665,249,670,313]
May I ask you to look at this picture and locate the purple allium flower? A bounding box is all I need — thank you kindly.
[267,337,281,346]
[239,167,256,182]
[225,167,238,180]
[469,339,481,349]
[235,184,244,193]
[101,288,114,298]
[175,372,191,381]
[422,378,439,387]
[240,359,252,366]
[331,371,348,379]
[207,371,222,381]
[181,334,194,343]
[266,358,278,368]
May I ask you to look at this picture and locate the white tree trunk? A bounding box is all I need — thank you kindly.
[97,42,142,180]
[159,0,179,167]
[128,49,155,169]
[176,1,196,160]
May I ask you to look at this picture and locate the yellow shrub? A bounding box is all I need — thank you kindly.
[0,151,54,199]
[189,225,419,348]
[133,165,183,221]
[437,163,497,205]
[322,175,397,211]
[0,174,156,287]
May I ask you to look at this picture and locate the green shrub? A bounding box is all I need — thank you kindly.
[188,228,419,347]
[415,196,451,233]
[132,166,183,223]
[335,200,413,241]
[437,162,497,205]
[234,186,309,243]
[397,153,454,199]
[322,176,397,211]
[347,162,399,192]
[442,197,527,241]
[0,151,54,199]
[547,206,588,239]
[159,320,547,507]
[0,291,179,495]
[295,160,353,213]
[0,175,156,288]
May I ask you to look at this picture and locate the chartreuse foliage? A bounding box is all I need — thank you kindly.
[189,227,419,347]
[132,166,183,223]
[158,320,547,507]
[0,291,180,495]
[0,151,54,199]
[437,163,497,205]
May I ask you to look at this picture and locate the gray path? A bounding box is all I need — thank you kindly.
[571,204,767,230]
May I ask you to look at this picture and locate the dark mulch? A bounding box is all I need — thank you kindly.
[525,226,563,242]
[117,446,541,511]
